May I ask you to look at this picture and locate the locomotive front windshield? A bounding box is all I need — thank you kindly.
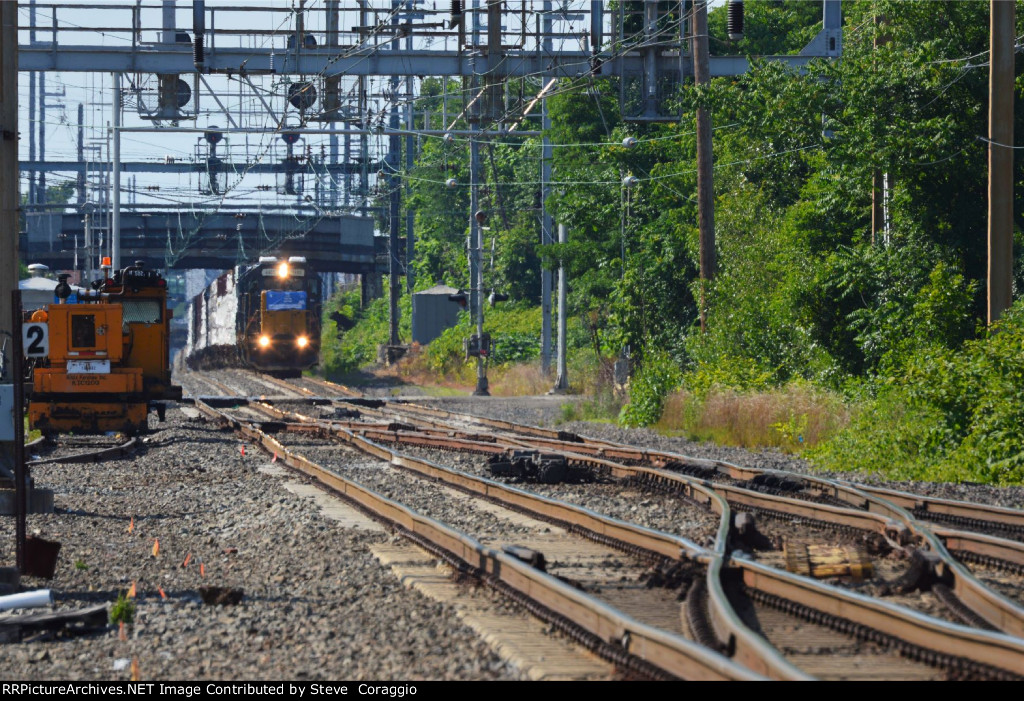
[268,272,306,292]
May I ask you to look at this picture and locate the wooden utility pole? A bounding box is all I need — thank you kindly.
[0,1,16,340]
[988,0,1014,325]
[1,1,20,562]
[692,0,715,332]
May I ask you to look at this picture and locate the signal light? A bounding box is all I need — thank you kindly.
[464,333,491,359]
[448,290,469,308]
[101,256,112,267]
[488,290,508,307]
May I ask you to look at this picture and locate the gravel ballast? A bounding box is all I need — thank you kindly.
[0,406,519,681]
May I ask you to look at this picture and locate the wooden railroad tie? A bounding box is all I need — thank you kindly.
[784,540,874,580]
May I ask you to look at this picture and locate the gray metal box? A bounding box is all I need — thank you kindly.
[0,385,14,442]
[412,285,462,346]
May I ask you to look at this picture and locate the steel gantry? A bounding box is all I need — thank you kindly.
[13,0,843,389]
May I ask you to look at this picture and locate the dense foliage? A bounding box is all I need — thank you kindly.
[327,1,1024,483]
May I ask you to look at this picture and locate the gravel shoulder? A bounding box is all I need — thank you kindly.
[0,407,520,681]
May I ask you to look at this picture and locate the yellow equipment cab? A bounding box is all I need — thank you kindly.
[29,261,183,435]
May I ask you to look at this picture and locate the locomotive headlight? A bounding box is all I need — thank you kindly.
[296,335,309,349]
[258,335,271,348]
[277,262,290,279]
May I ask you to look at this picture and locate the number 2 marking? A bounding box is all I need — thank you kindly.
[26,326,44,354]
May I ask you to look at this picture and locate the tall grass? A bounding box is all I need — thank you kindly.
[655,384,850,452]
[490,361,551,396]
[556,353,624,423]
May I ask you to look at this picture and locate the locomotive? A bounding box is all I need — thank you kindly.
[27,260,183,435]
[185,256,321,377]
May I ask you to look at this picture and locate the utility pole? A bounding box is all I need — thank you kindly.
[1,0,17,337]
[37,74,45,206]
[988,0,1014,325]
[468,1,489,396]
[405,1,416,293]
[27,1,35,208]
[76,104,85,205]
[1,1,20,506]
[540,0,553,376]
[37,76,65,208]
[469,135,489,396]
[552,223,568,393]
[692,0,715,332]
[387,3,401,350]
[111,73,122,271]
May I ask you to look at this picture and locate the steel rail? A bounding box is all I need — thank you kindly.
[370,399,1024,637]
[240,391,1024,640]
[220,397,1024,679]
[237,400,810,680]
[843,481,1024,534]
[344,425,905,537]
[261,373,361,399]
[392,398,1024,538]
[192,398,766,682]
[734,557,1024,679]
[187,375,1024,666]
[25,437,140,466]
[935,528,1024,572]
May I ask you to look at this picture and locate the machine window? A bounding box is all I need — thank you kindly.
[70,314,96,348]
[121,299,162,328]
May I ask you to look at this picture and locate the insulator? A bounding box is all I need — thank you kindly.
[446,178,458,189]
[622,175,639,189]
[452,1,462,18]
[193,0,206,65]
[727,1,744,41]
[622,136,638,149]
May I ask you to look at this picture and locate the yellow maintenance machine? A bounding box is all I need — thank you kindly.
[28,261,182,435]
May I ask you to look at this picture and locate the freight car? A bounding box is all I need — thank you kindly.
[27,260,183,435]
[185,256,321,377]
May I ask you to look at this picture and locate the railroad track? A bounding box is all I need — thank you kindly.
[359,395,1024,637]
[179,368,1024,679]
[25,436,141,467]
[193,397,763,681]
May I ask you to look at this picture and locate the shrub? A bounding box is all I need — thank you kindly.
[619,349,683,427]
[810,299,1024,485]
